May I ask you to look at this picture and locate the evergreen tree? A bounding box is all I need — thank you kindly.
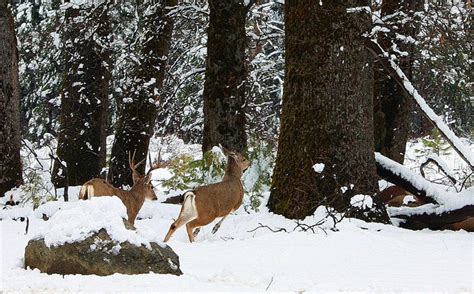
[267,1,388,222]
[0,1,23,197]
[108,0,177,187]
[202,0,251,153]
[373,0,423,163]
[52,2,111,187]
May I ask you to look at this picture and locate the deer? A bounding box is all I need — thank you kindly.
[378,185,474,232]
[376,186,424,208]
[163,147,250,243]
[78,151,160,226]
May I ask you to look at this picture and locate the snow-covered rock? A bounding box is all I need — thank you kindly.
[24,197,182,276]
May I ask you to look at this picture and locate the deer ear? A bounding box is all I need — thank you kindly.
[220,144,231,156]
[146,173,153,183]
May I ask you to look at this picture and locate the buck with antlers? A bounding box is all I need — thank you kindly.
[78,151,159,225]
[164,147,250,242]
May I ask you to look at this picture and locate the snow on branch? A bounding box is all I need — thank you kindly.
[365,39,474,170]
[376,153,474,230]
[420,155,457,186]
[375,152,455,205]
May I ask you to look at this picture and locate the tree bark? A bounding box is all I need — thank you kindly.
[373,0,422,163]
[267,1,389,222]
[0,1,23,197]
[52,3,111,187]
[108,0,177,188]
[202,0,248,153]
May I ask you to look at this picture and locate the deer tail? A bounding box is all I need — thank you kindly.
[79,184,88,200]
[178,191,198,223]
[79,184,94,200]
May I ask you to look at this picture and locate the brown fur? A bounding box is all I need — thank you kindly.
[446,218,474,232]
[78,152,160,226]
[78,177,156,226]
[377,186,424,207]
[164,149,250,242]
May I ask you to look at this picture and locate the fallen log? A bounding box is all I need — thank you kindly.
[375,153,447,205]
[390,205,474,231]
[375,153,474,231]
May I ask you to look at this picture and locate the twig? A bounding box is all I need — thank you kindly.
[25,217,29,235]
[420,157,457,187]
[265,276,274,291]
[293,219,327,235]
[460,172,473,191]
[247,223,287,233]
[49,153,69,202]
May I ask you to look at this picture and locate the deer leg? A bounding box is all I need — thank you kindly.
[127,211,136,227]
[193,227,201,237]
[212,215,228,234]
[164,192,198,242]
[186,223,195,243]
[164,217,189,242]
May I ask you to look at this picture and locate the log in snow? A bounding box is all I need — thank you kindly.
[390,204,474,230]
[365,39,474,170]
[375,152,452,204]
[376,153,474,231]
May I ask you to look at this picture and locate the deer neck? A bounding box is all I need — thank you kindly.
[130,184,146,195]
[223,164,243,181]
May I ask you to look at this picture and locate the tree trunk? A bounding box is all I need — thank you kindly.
[52,3,111,187]
[0,2,23,197]
[268,1,389,222]
[373,0,422,163]
[202,0,248,153]
[108,0,176,188]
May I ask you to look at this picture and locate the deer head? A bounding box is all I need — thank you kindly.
[128,150,160,201]
[221,146,251,175]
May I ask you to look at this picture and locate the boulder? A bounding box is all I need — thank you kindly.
[24,228,182,276]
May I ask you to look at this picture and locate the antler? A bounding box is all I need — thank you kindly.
[129,150,146,184]
[146,149,164,176]
[128,150,145,171]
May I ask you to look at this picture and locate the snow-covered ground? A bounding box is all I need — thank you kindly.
[1,136,473,292]
[1,198,474,292]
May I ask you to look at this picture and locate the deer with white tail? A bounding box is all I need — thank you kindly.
[78,151,161,225]
[164,147,250,242]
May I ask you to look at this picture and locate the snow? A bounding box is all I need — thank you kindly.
[32,197,164,249]
[376,152,472,206]
[1,136,473,291]
[424,154,456,180]
[1,201,473,292]
[350,194,373,209]
[312,163,325,173]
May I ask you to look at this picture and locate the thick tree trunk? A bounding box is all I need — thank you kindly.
[52,4,111,187]
[202,0,248,153]
[268,1,389,222]
[373,0,422,163]
[108,0,176,188]
[0,2,23,197]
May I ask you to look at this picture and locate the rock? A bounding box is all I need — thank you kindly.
[24,229,182,276]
